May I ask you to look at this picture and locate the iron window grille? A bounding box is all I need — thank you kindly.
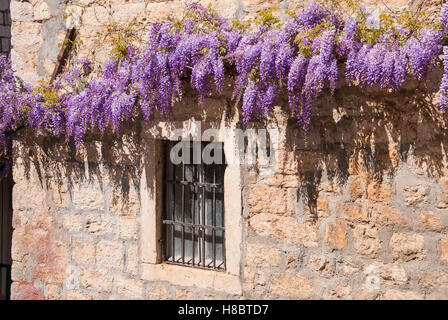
[163,141,226,270]
[0,8,11,55]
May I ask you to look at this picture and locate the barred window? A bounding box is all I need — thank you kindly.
[163,141,226,270]
[0,8,11,55]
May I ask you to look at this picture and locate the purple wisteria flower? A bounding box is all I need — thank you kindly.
[0,0,447,158]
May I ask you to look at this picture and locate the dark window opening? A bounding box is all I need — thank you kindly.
[0,171,12,300]
[162,141,226,271]
[0,0,12,300]
[0,0,11,55]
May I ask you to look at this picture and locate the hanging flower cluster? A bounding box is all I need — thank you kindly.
[1,1,448,160]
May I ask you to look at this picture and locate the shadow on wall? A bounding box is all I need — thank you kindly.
[11,69,448,210]
[11,84,237,209]
[12,125,145,209]
[280,68,448,220]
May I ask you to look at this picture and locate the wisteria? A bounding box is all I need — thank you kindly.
[1,1,448,161]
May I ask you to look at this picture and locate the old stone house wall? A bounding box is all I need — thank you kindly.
[9,0,436,84]
[10,71,448,299]
[8,0,448,300]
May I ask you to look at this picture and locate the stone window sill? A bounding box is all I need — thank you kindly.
[141,263,242,296]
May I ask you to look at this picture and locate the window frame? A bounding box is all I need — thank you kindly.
[162,140,227,271]
[0,7,11,55]
[139,124,242,294]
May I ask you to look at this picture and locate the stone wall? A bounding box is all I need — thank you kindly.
[8,0,448,300]
[243,83,448,300]
[10,70,448,299]
[9,0,440,84]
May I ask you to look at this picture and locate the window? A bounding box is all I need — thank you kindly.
[162,141,226,270]
[0,6,11,55]
[0,169,12,300]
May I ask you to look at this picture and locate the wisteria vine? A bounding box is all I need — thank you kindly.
[1,1,448,162]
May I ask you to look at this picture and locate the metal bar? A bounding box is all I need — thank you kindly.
[212,164,216,269]
[201,164,206,268]
[181,162,185,264]
[171,148,175,263]
[191,164,195,266]
[162,220,225,231]
[164,180,222,188]
[220,148,227,270]
[164,260,225,271]
[162,141,168,262]
[223,229,226,270]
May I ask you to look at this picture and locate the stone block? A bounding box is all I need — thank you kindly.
[389,233,425,262]
[325,221,347,250]
[71,238,96,266]
[10,1,33,22]
[249,213,319,247]
[403,185,428,206]
[270,274,313,299]
[437,180,448,208]
[382,289,423,300]
[34,2,51,21]
[96,240,124,271]
[350,176,367,199]
[110,188,140,216]
[440,235,448,264]
[126,244,139,275]
[337,203,368,222]
[80,269,113,293]
[353,225,381,258]
[11,282,44,300]
[248,185,287,214]
[371,204,408,228]
[418,212,444,232]
[245,243,282,267]
[71,183,105,211]
[85,214,117,235]
[119,216,138,240]
[367,180,393,202]
[115,277,143,299]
